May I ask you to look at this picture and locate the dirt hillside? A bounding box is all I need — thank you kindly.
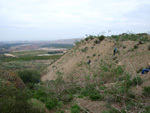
[42,37,150,82]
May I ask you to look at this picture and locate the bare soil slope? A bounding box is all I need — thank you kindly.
[42,38,150,82]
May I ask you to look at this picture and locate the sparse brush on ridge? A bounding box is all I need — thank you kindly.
[85,35,105,42]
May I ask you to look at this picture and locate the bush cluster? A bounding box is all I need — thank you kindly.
[18,70,41,89]
[97,35,105,41]
[81,85,103,101]
[109,33,150,42]
[0,79,44,113]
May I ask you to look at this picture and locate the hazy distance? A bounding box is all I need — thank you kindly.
[0,0,150,41]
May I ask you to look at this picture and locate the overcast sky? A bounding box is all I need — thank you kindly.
[0,0,150,41]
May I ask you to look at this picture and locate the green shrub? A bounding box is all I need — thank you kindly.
[57,85,81,103]
[33,90,47,102]
[97,35,105,41]
[93,54,96,57]
[81,84,103,101]
[60,111,65,113]
[71,104,81,113]
[143,86,150,97]
[134,45,138,49]
[58,93,73,103]
[125,79,132,88]
[113,57,117,60]
[115,60,118,63]
[138,41,144,44]
[85,35,95,41]
[144,106,150,112]
[123,46,126,49]
[119,74,132,89]
[82,47,88,52]
[87,56,90,58]
[112,65,124,76]
[45,98,58,110]
[94,40,100,44]
[78,95,84,98]
[116,50,120,54]
[132,76,142,86]
[85,37,89,41]
[90,91,103,101]
[81,85,95,96]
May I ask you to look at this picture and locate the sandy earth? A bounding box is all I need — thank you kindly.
[4,53,16,57]
[42,38,150,82]
[42,39,115,81]
[41,38,150,112]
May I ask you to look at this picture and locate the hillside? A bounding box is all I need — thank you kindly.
[1,33,150,113]
[42,34,150,82]
[40,33,150,112]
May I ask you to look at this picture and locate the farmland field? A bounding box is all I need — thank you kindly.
[0,49,62,74]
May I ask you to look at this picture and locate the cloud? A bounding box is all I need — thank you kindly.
[0,0,150,40]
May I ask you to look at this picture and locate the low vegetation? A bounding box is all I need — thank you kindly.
[18,70,41,89]
[0,54,61,62]
[0,78,44,113]
[20,61,146,112]
[110,33,150,42]
[1,32,150,112]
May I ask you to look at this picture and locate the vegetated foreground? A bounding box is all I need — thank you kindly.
[1,33,150,113]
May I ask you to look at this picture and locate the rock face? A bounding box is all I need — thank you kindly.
[0,70,25,89]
